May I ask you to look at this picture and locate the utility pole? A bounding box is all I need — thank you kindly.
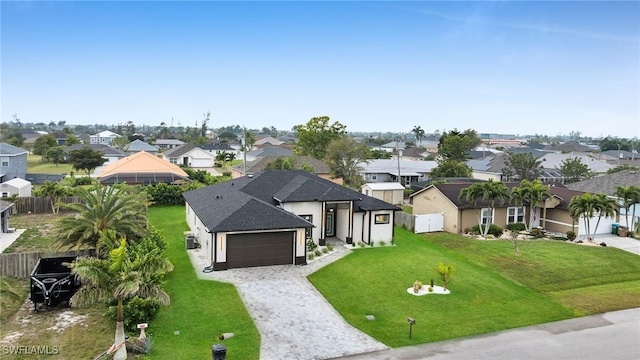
[397,139,402,185]
[243,126,247,176]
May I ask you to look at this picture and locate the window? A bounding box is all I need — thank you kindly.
[372,175,377,180]
[375,213,390,224]
[1,192,8,197]
[169,158,177,164]
[507,207,525,224]
[300,215,313,238]
[481,208,494,225]
[1,157,8,167]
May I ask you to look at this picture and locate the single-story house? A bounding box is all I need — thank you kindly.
[64,144,125,166]
[162,143,215,168]
[539,153,614,175]
[97,151,189,185]
[410,182,611,238]
[244,145,294,162]
[467,153,566,184]
[199,143,237,157]
[361,182,405,205]
[360,159,437,188]
[154,139,185,150]
[231,155,342,185]
[183,170,400,270]
[0,177,32,197]
[124,140,158,156]
[89,130,121,146]
[254,136,284,146]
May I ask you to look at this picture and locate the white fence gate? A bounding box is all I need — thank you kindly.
[414,213,444,233]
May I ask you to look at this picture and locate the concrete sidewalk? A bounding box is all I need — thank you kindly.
[0,229,25,253]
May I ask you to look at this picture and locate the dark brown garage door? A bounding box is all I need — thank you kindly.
[227,232,294,269]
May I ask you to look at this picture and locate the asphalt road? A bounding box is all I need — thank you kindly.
[334,308,640,360]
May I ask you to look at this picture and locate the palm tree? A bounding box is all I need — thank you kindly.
[72,237,173,360]
[39,180,70,214]
[592,194,619,239]
[54,183,148,257]
[510,180,551,232]
[569,193,618,242]
[459,180,509,237]
[412,126,425,147]
[614,185,640,232]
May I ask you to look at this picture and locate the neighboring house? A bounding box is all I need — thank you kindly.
[379,141,406,153]
[97,151,189,185]
[199,143,237,157]
[0,143,28,182]
[410,182,603,237]
[64,144,125,167]
[254,136,284,146]
[1,200,14,233]
[231,155,342,185]
[399,147,430,161]
[467,153,566,184]
[0,178,32,197]
[361,182,405,205]
[153,139,185,150]
[162,143,215,168]
[566,170,640,228]
[542,142,592,153]
[539,153,614,175]
[183,170,400,270]
[124,139,158,156]
[89,130,121,145]
[601,150,639,164]
[244,145,294,162]
[360,159,437,188]
[51,132,68,146]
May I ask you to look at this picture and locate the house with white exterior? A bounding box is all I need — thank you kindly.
[162,143,215,168]
[154,139,185,150]
[539,153,614,175]
[89,130,121,146]
[183,170,400,270]
[0,178,32,197]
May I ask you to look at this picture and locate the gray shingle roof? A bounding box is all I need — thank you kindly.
[246,146,294,158]
[63,144,124,156]
[0,143,28,155]
[183,170,400,232]
[236,156,331,174]
[162,143,196,157]
[125,139,157,152]
[565,170,640,196]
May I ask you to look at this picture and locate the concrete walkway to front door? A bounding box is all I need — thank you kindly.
[188,241,388,360]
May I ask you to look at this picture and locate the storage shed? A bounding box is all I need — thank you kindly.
[361,182,405,205]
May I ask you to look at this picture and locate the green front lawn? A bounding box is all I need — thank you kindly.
[27,154,74,174]
[149,206,260,360]
[308,228,640,347]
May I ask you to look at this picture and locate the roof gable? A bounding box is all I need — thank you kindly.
[0,143,28,155]
[98,151,188,179]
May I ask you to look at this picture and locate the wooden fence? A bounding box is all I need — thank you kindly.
[9,196,83,214]
[0,250,94,278]
[395,211,415,232]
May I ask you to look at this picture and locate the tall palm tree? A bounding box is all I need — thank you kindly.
[510,180,551,232]
[614,185,640,232]
[412,126,425,147]
[54,183,148,257]
[569,193,618,241]
[72,237,173,360]
[459,180,509,237]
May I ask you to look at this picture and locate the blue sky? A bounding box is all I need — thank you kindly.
[2,1,639,138]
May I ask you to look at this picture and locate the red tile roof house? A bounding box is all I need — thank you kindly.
[183,170,400,270]
[410,182,618,238]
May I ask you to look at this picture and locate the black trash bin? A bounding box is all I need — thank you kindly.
[212,344,227,360]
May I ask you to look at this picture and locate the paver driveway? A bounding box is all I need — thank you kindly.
[188,243,388,360]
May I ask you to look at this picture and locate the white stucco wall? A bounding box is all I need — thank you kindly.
[282,202,323,241]
[336,207,349,240]
[369,210,394,242]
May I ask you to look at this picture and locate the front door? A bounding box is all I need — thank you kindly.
[325,211,335,237]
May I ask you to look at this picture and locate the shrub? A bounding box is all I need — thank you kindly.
[322,247,329,254]
[325,243,334,251]
[506,223,526,232]
[379,241,386,246]
[436,262,454,290]
[530,228,544,238]
[566,230,577,241]
[306,239,317,252]
[307,253,315,260]
[105,296,160,333]
[314,249,322,257]
[471,224,503,237]
[369,241,375,247]
[358,242,365,248]
[428,286,433,292]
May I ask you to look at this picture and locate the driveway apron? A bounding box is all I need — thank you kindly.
[189,244,388,360]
